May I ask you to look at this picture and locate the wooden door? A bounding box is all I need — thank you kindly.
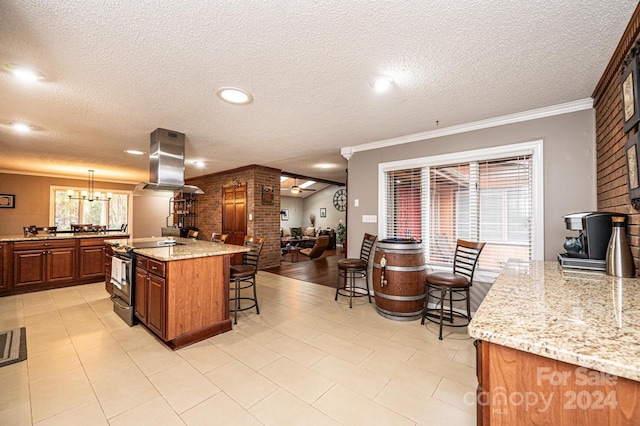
[222,184,247,263]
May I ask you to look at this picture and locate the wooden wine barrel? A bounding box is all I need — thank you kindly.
[372,239,427,321]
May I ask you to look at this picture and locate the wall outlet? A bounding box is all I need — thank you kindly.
[362,215,377,223]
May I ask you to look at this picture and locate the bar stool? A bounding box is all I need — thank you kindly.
[421,239,485,340]
[211,233,229,243]
[230,236,265,324]
[336,233,377,308]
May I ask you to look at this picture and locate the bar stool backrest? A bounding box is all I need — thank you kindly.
[243,236,266,271]
[211,233,229,243]
[452,239,486,284]
[359,233,377,262]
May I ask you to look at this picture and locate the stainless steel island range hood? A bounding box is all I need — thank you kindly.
[134,128,204,194]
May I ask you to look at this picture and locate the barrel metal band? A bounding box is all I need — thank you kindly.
[376,248,423,255]
[375,305,423,321]
[372,263,426,272]
[374,290,426,301]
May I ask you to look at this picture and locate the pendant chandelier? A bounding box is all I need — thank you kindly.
[67,170,112,202]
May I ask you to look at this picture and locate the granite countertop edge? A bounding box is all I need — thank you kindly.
[0,232,129,242]
[468,259,640,382]
[104,237,249,262]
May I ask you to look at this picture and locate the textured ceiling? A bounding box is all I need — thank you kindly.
[0,0,637,187]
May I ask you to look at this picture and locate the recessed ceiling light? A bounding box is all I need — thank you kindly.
[124,149,145,155]
[4,64,44,81]
[371,76,394,92]
[315,163,335,169]
[12,122,32,133]
[216,87,253,104]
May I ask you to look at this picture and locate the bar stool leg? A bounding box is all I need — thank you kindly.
[364,271,371,303]
[253,276,260,314]
[349,270,354,308]
[439,288,445,340]
[234,278,240,325]
[421,284,429,325]
[449,290,454,324]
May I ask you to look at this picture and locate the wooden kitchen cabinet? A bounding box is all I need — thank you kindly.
[135,255,166,338]
[104,245,113,295]
[13,240,76,288]
[79,237,107,280]
[0,243,8,291]
[477,340,640,425]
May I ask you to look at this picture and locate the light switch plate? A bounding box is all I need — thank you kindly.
[362,215,377,223]
[354,199,359,207]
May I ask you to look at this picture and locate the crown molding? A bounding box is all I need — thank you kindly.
[341,98,593,159]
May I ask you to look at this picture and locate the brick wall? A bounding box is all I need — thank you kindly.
[593,4,640,273]
[186,165,282,269]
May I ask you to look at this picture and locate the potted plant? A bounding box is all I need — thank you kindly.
[336,221,346,244]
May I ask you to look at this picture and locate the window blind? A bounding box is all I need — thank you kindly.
[384,153,533,275]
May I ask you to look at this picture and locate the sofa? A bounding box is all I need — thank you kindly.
[281,227,336,250]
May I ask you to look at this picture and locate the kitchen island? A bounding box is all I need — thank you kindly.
[106,237,249,350]
[469,260,640,425]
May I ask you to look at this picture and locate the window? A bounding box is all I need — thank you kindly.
[379,141,543,281]
[51,188,130,231]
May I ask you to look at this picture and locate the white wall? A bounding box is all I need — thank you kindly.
[281,185,346,231]
[345,109,597,261]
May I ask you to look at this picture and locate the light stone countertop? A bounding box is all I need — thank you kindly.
[0,232,129,242]
[468,259,640,382]
[104,236,249,262]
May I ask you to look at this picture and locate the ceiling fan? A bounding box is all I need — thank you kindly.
[283,178,316,194]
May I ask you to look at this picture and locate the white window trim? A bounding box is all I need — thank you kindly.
[377,140,545,265]
[49,186,133,232]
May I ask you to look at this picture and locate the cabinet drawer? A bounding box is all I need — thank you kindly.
[135,257,148,270]
[80,237,107,246]
[148,259,165,277]
[14,239,75,250]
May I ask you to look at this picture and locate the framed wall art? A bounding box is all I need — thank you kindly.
[0,194,15,208]
[621,49,640,134]
[280,209,289,221]
[262,185,274,205]
[625,132,640,208]
[320,208,326,217]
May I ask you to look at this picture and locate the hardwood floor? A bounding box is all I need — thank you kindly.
[264,247,344,289]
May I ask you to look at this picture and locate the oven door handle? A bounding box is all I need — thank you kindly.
[111,296,130,310]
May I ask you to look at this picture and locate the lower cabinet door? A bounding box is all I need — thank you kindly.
[80,245,105,279]
[147,274,165,338]
[14,250,47,287]
[134,267,148,324]
[47,248,76,283]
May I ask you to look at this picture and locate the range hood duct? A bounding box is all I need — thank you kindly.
[134,128,204,195]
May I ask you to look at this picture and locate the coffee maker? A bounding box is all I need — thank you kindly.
[557,212,622,271]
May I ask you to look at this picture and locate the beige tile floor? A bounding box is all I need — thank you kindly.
[0,272,477,425]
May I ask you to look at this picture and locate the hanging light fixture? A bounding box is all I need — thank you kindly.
[290,178,301,194]
[67,170,112,202]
